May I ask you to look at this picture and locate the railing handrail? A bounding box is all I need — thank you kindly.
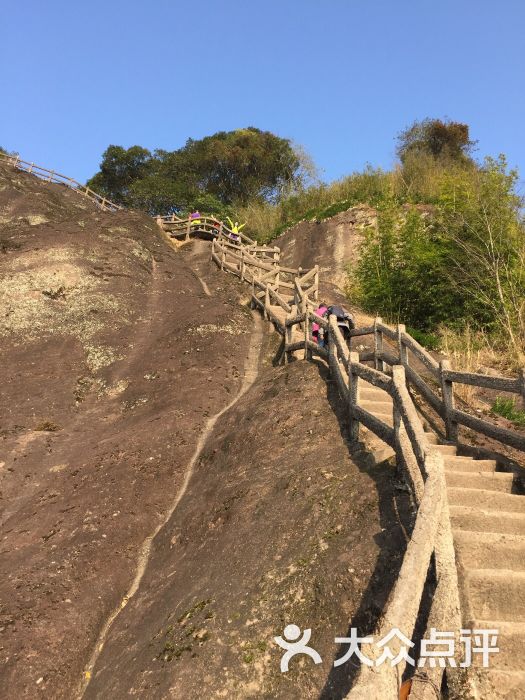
[343,317,525,451]
[0,153,122,212]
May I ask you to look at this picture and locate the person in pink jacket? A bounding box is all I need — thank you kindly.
[312,303,328,346]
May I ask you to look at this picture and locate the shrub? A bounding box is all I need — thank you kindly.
[406,327,440,350]
[492,397,525,427]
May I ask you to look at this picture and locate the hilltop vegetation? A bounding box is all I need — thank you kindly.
[236,117,479,240]
[351,155,524,358]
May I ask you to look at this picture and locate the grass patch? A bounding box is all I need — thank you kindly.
[177,599,211,624]
[406,327,440,351]
[492,397,525,427]
[34,420,61,432]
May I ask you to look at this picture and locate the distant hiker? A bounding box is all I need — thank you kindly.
[325,304,355,347]
[226,217,246,243]
[312,303,328,347]
[190,210,202,227]
[312,303,355,348]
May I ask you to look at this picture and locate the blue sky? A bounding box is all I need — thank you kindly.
[2,0,524,186]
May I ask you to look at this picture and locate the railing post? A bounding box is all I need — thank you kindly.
[221,245,225,271]
[519,368,525,410]
[392,366,407,473]
[348,351,360,442]
[313,265,319,302]
[328,315,337,374]
[374,316,384,372]
[273,247,280,289]
[304,304,311,360]
[284,316,292,364]
[397,323,408,367]
[186,216,191,241]
[28,162,34,174]
[240,248,245,281]
[440,359,458,442]
[264,284,270,319]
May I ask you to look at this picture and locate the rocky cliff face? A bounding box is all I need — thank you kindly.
[275,206,377,299]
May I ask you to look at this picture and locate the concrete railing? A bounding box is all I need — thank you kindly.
[157,213,256,245]
[0,153,122,212]
[354,318,525,452]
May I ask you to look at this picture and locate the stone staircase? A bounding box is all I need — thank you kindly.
[448,461,525,698]
[357,383,525,697]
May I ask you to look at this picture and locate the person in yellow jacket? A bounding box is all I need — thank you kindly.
[227,217,246,242]
[190,210,202,227]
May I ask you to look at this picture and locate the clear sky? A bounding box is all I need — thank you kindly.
[2,0,524,186]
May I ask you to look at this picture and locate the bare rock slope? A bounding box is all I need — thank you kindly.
[0,164,253,697]
[275,207,375,302]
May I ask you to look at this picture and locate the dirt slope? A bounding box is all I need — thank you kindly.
[0,164,254,697]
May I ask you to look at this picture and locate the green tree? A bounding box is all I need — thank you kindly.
[169,127,310,205]
[437,155,525,353]
[87,128,314,214]
[351,203,455,330]
[397,118,476,165]
[87,145,153,205]
[351,155,525,358]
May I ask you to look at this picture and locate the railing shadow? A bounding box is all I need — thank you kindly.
[308,358,413,699]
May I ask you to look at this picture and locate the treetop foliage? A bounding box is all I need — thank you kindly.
[396,118,476,164]
[87,128,315,215]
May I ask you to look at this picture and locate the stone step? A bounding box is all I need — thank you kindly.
[453,530,525,571]
[468,668,525,699]
[465,569,525,622]
[367,411,394,427]
[435,444,457,455]
[448,488,525,514]
[443,456,497,473]
[360,387,392,403]
[466,620,525,672]
[361,400,392,414]
[450,505,525,535]
[445,470,514,494]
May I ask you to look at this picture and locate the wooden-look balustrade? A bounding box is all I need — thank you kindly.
[0,153,122,212]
